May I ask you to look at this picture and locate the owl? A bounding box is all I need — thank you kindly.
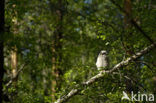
[96,50,109,70]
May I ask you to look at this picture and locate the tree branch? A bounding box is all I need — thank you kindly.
[110,0,155,44]
[5,63,27,87]
[55,42,155,103]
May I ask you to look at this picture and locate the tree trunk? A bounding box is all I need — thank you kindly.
[11,4,19,84]
[51,0,63,102]
[11,46,17,82]
[123,0,134,93]
[10,5,18,101]
[0,0,5,102]
[124,0,132,29]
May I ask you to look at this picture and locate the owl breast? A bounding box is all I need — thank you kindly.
[96,55,108,70]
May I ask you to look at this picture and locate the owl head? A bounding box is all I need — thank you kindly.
[100,50,108,55]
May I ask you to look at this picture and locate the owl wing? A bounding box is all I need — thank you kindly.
[105,55,109,68]
[96,54,101,67]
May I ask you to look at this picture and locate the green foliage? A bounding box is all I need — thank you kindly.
[3,0,156,103]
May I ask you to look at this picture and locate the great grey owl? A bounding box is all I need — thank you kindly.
[96,50,109,70]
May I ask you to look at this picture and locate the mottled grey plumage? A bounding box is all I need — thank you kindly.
[96,50,109,70]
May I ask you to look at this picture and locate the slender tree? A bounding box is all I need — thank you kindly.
[51,0,64,102]
[123,0,134,93]
[11,4,18,85]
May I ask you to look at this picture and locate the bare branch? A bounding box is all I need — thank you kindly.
[55,42,155,103]
[110,0,155,44]
[5,63,27,87]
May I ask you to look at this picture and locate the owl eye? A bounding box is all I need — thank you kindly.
[102,52,106,55]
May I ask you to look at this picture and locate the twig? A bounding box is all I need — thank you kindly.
[124,75,146,91]
[135,61,155,73]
